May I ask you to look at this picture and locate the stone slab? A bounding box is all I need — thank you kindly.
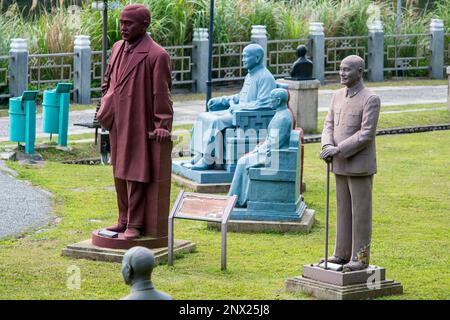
[0,152,16,161]
[230,201,307,221]
[62,239,196,264]
[302,264,385,286]
[172,172,306,194]
[172,160,234,184]
[5,150,43,162]
[207,209,315,233]
[285,276,403,300]
[172,173,230,193]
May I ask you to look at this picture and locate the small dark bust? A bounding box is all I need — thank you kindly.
[286,45,314,81]
[121,246,173,300]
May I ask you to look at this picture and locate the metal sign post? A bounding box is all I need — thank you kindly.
[168,191,237,271]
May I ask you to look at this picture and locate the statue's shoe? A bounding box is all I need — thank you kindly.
[342,260,368,273]
[124,228,141,240]
[319,255,349,265]
[191,158,214,170]
[190,153,202,165]
[106,223,127,233]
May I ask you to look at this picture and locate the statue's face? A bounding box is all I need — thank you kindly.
[339,59,362,87]
[270,92,281,107]
[120,16,147,43]
[242,49,260,70]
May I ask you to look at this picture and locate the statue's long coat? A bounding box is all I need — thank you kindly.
[97,35,173,183]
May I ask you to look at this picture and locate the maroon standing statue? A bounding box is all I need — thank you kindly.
[95,4,173,245]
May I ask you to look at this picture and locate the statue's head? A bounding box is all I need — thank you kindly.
[296,45,307,58]
[121,246,155,285]
[242,44,264,71]
[339,55,364,88]
[120,4,151,43]
[270,88,288,109]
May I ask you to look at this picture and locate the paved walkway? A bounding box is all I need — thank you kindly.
[0,85,447,142]
[0,161,52,239]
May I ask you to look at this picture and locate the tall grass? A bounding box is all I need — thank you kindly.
[0,0,448,53]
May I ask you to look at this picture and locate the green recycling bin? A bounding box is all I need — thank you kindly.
[42,83,72,147]
[9,90,39,154]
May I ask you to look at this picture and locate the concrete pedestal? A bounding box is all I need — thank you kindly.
[278,79,321,133]
[285,264,403,300]
[62,238,196,263]
[207,209,315,233]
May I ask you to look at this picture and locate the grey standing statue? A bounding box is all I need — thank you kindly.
[121,246,173,300]
[320,55,381,272]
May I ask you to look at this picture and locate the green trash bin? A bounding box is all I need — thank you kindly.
[9,90,39,154]
[42,83,72,147]
[42,89,60,134]
[9,96,26,142]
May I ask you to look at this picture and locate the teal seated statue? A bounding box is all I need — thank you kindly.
[228,88,292,207]
[188,43,276,170]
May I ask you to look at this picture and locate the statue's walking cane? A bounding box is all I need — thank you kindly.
[324,159,331,270]
[320,158,343,271]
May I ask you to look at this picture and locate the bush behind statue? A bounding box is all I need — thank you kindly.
[0,0,449,54]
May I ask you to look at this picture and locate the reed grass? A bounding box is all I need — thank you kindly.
[0,0,447,53]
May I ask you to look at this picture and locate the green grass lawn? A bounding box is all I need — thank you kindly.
[315,103,450,134]
[0,129,449,299]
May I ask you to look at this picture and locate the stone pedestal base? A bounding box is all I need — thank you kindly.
[278,79,320,133]
[173,172,307,194]
[1,150,43,162]
[207,209,315,233]
[91,229,168,250]
[172,173,231,193]
[285,264,403,300]
[62,239,196,263]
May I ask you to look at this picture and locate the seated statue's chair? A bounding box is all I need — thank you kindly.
[173,82,305,188]
[222,82,289,173]
[230,128,306,221]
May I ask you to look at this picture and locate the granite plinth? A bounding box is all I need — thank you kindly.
[91,229,168,250]
[285,264,403,300]
[230,200,307,221]
[172,173,231,193]
[62,239,196,263]
[278,79,320,133]
[208,209,315,233]
[302,264,385,286]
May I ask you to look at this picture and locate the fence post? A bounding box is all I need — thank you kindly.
[368,20,384,82]
[308,22,325,84]
[73,35,92,104]
[429,19,445,79]
[251,25,268,67]
[9,38,28,97]
[192,28,209,93]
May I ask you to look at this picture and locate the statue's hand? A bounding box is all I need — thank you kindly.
[320,146,339,162]
[207,97,229,111]
[153,128,170,143]
[229,104,240,114]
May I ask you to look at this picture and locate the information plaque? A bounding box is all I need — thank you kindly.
[168,191,237,270]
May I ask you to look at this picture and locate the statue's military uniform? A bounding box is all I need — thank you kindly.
[321,81,381,264]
